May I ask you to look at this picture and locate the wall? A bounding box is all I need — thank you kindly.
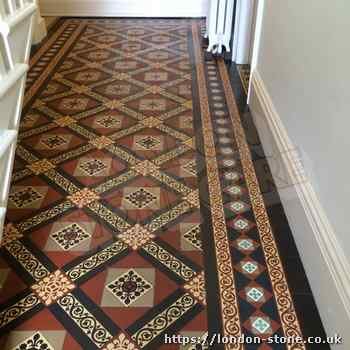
[249,0,350,347]
[39,0,209,17]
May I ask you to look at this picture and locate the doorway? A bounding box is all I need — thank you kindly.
[231,0,261,95]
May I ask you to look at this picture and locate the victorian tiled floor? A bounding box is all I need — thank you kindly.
[0,19,328,350]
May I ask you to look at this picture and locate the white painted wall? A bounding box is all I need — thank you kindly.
[249,0,350,347]
[257,0,350,264]
[40,0,209,17]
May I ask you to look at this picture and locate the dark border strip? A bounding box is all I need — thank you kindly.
[225,61,330,349]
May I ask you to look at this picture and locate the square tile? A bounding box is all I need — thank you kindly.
[251,316,272,335]
[39,135,71,150]
[139,99,167,112]
[77,159,109,176]
[133,135,163,151]
[8,186,47,209]
[50,223,91,251]
[144,71,168,82]
[102,268,155,307]
[122,187,160,210]
[95,115,122,129]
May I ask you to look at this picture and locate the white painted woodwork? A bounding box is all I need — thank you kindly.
[40,0,209,18]
[32,5,46,44]
[0,0,37,240]
[231,0,255,64]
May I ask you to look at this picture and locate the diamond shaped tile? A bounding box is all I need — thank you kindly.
[9,187,44,208]
[106,269,152,306]
[50,223,91,251]
[124,188,159,210]
[251,317,272,335]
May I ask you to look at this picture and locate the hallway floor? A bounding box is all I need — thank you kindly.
[0,18,327,349]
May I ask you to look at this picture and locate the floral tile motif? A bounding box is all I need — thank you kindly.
[132,160,159,176]
[54,116,76,127]
[27,159,56,175]
[68,188,100,208]
[102,333,139,350]
[118,224,155,250]
[31,270,75,306]
[11,332,54,350]
[106,269,152,306]
[50,223,91,251]
[184,272,206,305]
[89,136,114,150]
[140,117,162,128]
[184,190,200,208]
[1,224,23,246]
[183,224,202,251]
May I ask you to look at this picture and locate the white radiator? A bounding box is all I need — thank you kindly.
[0,0,37,239]
[206,0,235,54]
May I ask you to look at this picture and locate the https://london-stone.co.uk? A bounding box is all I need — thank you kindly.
[164,333,343,347]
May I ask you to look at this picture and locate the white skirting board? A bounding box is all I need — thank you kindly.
[249,70,350,349]
[40,0,209,17]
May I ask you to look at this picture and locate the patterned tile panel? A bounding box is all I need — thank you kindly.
[0,18,310,350]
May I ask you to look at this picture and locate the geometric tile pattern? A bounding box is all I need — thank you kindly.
[0,17,309,350]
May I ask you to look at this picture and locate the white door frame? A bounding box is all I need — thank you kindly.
[247,0,265,100]
[231,0,256,64]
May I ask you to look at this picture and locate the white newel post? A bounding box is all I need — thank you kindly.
[0,0,37,240]
[32,2,47,44]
